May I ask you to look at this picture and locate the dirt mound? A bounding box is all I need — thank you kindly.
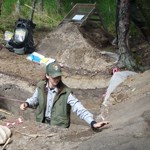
[36,22,120,89]
[38,22,116,73]
[0,22,116,89]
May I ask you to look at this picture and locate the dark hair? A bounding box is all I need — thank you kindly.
[43,75,64,94]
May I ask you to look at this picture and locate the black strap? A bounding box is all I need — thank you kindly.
[91,121,97,130]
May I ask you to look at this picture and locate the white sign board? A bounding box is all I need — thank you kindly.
[72,14,85,21]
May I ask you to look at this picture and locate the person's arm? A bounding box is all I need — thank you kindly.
[67,93,94,124]
[20,88,39,110]
[67,93,109,129]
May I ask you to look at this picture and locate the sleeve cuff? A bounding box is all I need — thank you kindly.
[91,121,97,129]
[26,102,30,107]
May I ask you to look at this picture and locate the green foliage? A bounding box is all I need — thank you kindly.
[1,0,16,15]
[1,0,149,41]
[96,0,116,34]
[0,0,116,29]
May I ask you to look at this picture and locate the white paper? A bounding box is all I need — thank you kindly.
[72,15,84,21]
[26,52,55,65]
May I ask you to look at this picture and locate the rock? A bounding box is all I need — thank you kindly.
[0,125,11,145]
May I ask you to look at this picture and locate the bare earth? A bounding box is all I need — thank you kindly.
[0,22,150,150]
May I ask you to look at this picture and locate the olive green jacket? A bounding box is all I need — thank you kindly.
[35,80,71,128]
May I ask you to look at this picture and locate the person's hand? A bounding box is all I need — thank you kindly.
[20,102,28,110]
[92,121,110,129]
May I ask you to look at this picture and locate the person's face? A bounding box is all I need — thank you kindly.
[46,74,61,88]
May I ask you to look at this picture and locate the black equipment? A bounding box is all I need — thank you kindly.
[6,0,37,54]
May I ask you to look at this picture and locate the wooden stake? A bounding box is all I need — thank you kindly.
[2,137,11,150]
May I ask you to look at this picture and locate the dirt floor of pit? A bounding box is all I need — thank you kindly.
[0,22,150,150]
[0,71,149,150]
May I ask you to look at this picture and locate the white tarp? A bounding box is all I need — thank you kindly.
[102,71,137,106]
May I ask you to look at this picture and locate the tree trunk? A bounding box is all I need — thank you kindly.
[117,0,138,70]
[15,0,21,15]
[0,0,3,15]
[30,0,37,21]
[38,0,43,12]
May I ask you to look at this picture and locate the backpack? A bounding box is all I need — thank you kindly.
[6,18,36,55]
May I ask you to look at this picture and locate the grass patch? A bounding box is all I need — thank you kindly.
[0,0,129,40]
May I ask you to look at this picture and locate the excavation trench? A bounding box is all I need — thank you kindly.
[0,72,106,149]
[0,73,106,126]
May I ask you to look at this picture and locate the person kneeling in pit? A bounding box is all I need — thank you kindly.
[20,61,109,129]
